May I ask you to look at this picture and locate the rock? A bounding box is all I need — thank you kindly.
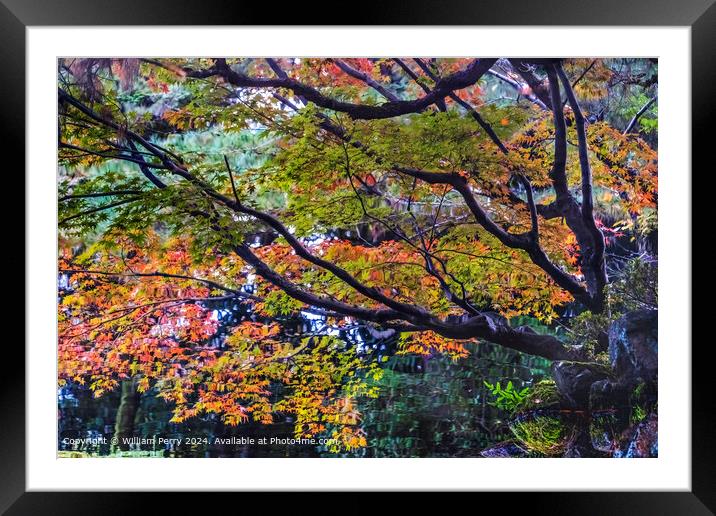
[520,379,562,410]
[505,379,573,456]
[589,379,631,412]
[588,379,656,456]
[515,325,538,334]
[552,361,611,408]
[480,441,529,458]
[509,411,571,456]
[608,309,658,381]
[614,412,658,458]
[589,412,619,454]
[588,384,627,454]
[565,423,608,457]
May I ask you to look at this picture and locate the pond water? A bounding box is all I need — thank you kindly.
[58,341,551,458]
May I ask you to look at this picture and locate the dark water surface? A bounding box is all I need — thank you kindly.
[58,341,551,458]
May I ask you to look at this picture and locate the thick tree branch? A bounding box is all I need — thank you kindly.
[545,67,572,204]
[541,65,605,310]
[127,140,169,189]
[230,242,412,323]
[217,161,432,321]
[232,241,580,361]
[206,57,497,119]
[241,71,592,309]
[556,63,608,304]
[58,85,584,361]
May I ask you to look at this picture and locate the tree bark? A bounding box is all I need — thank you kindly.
[112,378,141,452]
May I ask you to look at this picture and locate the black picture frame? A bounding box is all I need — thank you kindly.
[2,1,711,513]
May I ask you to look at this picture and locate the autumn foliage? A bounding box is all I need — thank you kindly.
[58,57,657,449]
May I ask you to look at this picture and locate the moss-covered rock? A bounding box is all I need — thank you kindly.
[552,360,613,408]
[509,380,571,456]
[520,379,562,410]
[510,414,570,456]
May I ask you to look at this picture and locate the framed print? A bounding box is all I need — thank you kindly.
[3,0,713,513]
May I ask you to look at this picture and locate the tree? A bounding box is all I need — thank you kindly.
[57,57,657,449]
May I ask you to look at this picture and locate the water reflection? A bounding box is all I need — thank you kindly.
[58,340,550,458]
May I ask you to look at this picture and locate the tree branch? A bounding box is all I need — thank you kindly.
[508,59,553,110]
[59,190,144,202]
[59,197,141,225]
[517,174,539,242]
[486,67,548,110]
[412,58,509,154]
[206,57,497,120]
[392,58,446,111]
[623,95,657,135]
[556,63,608,305]
[236,71,592,309]
[59,268,260,301]
[58,83,585,361]
[231,242,580,361]
[333,59,400,102]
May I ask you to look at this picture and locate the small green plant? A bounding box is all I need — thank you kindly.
[483,380,529,413]
[629,382,649,424]
[631,404,647,424]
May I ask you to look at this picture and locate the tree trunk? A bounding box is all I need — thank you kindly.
[112,378,141,452]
